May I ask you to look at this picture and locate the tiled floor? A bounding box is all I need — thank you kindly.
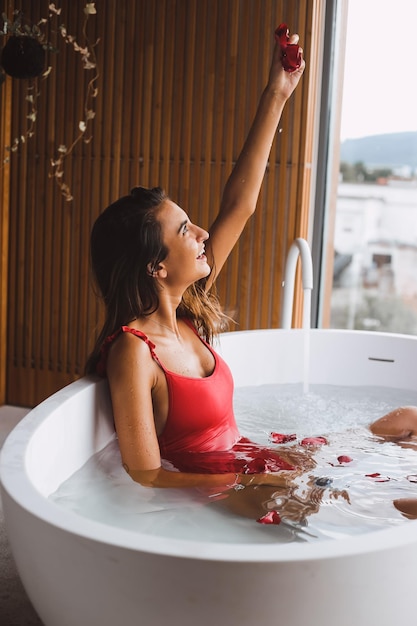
[0,404,44,625]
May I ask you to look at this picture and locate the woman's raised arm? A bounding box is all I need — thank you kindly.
[205,29,305,288]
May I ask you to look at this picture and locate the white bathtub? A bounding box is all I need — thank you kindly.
[1,328,417,626]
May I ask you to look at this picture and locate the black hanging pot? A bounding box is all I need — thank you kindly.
[1,35,45,79]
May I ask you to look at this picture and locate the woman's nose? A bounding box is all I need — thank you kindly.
[195,225,209,241]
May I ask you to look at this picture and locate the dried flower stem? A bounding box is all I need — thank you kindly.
[49,4,99,201]
[2,79,39,165]
[1,3,99,202]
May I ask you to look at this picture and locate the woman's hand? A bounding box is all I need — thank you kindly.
[267,32,305,101]
[239,470,299,489]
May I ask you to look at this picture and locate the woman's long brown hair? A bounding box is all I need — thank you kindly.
[85,186,229,375]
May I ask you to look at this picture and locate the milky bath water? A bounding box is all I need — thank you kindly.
[50,383,417,543]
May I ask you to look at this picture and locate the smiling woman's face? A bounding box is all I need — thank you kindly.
[155,200,211,287]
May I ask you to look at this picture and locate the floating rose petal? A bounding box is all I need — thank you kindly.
[270,432,297,444]
[274,23,302,73]
[301,436,328,447]
[257,511,282,525]
[337,455,353,464]
[407,475,417,483]
[366,472,391,482]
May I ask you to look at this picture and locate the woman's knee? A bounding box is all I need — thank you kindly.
[370,406,417,439]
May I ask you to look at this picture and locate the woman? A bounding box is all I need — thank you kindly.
[370,406,417,519]
[87,28,417,523]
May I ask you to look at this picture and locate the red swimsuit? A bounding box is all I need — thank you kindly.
[98,323,293,474]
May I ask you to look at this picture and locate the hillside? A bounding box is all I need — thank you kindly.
[340,131,417,169]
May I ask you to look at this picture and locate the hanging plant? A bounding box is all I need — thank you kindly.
[0,9,57,80]
[0,3,99,202]
[1,34,46,79]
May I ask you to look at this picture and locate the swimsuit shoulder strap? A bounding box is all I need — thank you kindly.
[119,326,158,358]
[97,326,161,376]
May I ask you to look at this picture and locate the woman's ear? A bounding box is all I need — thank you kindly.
[146,262,157,277]
[146,262,167,279]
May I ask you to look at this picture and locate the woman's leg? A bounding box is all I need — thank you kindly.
[218,477,349,525]
[370,407,417,518]
[393,498,417,519]
[370,406,417,444]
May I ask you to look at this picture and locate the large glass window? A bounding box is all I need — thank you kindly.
[318,0,417,334]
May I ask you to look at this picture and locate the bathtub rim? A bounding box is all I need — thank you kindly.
[2,328,417,563]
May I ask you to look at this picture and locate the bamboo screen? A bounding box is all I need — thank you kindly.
[3,0,323,406]
[0,3,12,402]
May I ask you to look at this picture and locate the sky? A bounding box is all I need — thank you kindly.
[340,0,417,140]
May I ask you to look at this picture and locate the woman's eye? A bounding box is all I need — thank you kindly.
[182,224,189,235]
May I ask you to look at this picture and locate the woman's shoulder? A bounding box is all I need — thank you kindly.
[109,326,156,358]
[100,325,157,377]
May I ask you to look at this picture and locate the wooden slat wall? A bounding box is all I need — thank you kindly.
[4,0,324,406]
[0,0,12,404]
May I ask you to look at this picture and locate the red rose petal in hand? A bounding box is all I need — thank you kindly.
[257,511,282,525]
[274,23,302,73]
[270,432,297,444]
[301,436,328,447]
